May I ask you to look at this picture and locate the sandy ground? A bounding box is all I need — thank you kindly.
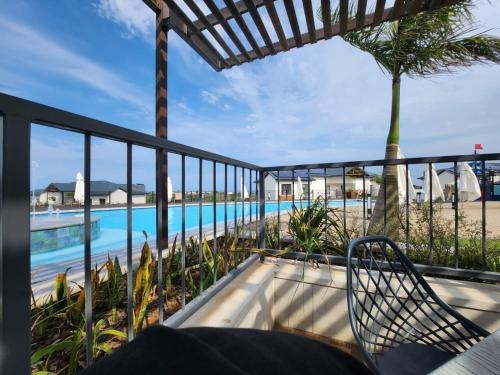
[274,201,500,237]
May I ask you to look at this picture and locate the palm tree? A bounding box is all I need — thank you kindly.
[323,1,500,236]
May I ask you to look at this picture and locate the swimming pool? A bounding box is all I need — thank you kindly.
[31,200,362,267]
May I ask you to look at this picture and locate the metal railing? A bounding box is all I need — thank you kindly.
[1,92,499,374]
[0,93,261,374]
[261,157,500,282]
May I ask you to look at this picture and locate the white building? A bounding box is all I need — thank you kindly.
[263,167,380,201]
[39,180,147,206]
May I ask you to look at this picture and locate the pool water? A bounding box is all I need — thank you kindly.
[31,200,361,267]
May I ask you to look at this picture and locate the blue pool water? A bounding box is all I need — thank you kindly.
[31,200,361,267]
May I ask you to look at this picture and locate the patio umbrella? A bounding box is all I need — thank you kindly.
[240,176,249,199]
[423,164,444,202]
[397,147,416,204]
[296,176,304,200]
[74,172,84,204]
[458,162,481,201]
[167,176,173,201]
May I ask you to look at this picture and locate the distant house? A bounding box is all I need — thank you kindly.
[264,167,380,201]
[39,181,146,206]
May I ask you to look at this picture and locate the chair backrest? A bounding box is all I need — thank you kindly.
[346,236,489,373]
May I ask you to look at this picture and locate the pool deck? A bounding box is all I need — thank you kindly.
[30,223,255,301]
[31,215,99,230]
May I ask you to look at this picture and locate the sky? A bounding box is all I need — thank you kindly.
[0,0,499,192]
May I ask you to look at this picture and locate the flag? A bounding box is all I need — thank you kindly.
[474,143,483,150]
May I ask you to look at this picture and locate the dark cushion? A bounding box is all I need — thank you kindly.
[79,325,372,375]
[378,343,456,375]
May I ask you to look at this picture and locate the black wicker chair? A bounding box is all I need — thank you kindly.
[346,236,489,375]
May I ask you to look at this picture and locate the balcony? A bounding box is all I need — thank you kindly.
[1,0,500,374]
[1,92,499,374]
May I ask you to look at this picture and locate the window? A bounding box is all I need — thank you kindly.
[281,184,291,195]
[99,198,106,205]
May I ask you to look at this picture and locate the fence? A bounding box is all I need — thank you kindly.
[1,92,499,374]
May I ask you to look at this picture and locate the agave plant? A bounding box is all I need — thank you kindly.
[287,198,348,256]
[105,254,126,322]
[133,231,156,335]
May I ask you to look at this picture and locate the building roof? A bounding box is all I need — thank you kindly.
[45,181,146,195]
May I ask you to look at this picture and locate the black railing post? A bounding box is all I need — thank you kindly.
[126,143,134,340]
[224,163,228,274]
[277,170,280,248]
[362,166,366,236]
[212,161,217,283]
[481,160,487,270]
[405,163,409,252]
[454,162,459,268]
[84,133,93,366]
[258,170,266,250]
[0,114,31,375]
[181,154,186,308]
[198,158,203,292]
[428,162,433,265]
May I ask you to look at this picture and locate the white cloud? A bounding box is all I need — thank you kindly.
[0,15,150,113]
[94,0,155,40]
[166,1,500,167]
[201,90,220,104]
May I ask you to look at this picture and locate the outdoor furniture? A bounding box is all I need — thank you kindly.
[346,236,489,375]
[79,326,372,375]
[430,329,500,374]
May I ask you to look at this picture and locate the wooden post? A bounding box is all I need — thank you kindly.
[156,2,169,323]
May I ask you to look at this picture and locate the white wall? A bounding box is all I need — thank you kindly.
[265,174,379,201]
[110,189,127,204]
[39,191,63,205]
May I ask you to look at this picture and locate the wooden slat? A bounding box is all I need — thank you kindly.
[283,0,303,47]
[225,6,395,67]
[302,0,317,43]
[242,0,276,54]
[203,0,251,60]
[339,0,348,35]
[164,0,227,70]
[223,0,263,58]
[184,0,240,65]
[355,0,367,30]
[391,0,406,19]
[373,0,386,26]
[409,0,426,16]
[264,0,288,51]
[321,0,332,39]
[194,0,269,31]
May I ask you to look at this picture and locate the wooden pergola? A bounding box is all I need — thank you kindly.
[143,0,458,251]
[144,0,458,71]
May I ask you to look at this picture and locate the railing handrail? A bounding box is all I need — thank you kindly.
[0,92,260,170]
[263,153,500,171]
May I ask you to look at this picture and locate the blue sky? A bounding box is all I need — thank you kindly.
[1,0,499,192]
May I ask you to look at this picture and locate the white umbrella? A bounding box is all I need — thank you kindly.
[74,172,85,204]
[240,176,249,199]
[167,176,173,201]
[296,176,304,200]
[396,147,416,204]
[458,162,481,202]
[423,164,444,202]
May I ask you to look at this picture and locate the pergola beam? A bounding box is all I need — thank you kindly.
[143,0,458,72]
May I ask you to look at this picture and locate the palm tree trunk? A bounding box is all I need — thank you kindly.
[367,75,401,237]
